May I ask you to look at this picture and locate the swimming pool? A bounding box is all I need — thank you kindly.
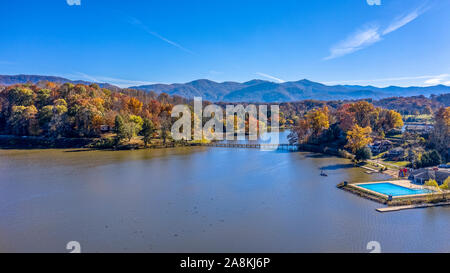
[357,182,432,197]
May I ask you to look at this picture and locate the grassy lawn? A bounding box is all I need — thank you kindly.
[388,134,403,139]
[383,160,410,168]
[373,151,387,159]
[403,114,433,122]
[364,162,384,171]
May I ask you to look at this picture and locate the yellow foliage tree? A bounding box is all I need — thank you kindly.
[349,101,376,128]
[345,125,372,153]
[425,179,442,193]
[306,106,329,136]
[440,177,450,191]
[386,110,404,129]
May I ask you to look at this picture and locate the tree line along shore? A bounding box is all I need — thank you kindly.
[0,82,448,170]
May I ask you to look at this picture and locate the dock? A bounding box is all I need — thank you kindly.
[359,165,379,173]
[203,143,300,151]
[376,202,450,213]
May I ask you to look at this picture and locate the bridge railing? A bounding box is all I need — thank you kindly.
[202,143,300,150]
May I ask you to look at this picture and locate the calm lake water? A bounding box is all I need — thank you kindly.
[0,132,449,253]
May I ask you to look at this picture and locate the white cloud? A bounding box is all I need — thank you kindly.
[66,0,81,6]
[383,10,420,35]
[209,70,223,75]
[323,73,450,87]
[128,17,194,55]
[73,72,156,88]
[424,74,450,86]
[255,72,285,83]
[325,6,428,60]
[424,78,442,85]
[324,25,381,60]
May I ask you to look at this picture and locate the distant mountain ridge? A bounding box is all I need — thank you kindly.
[131,79,450,102]
[1,74,449,102]
[0,74,120,91]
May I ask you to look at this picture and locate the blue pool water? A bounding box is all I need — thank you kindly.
[357,182,431,196]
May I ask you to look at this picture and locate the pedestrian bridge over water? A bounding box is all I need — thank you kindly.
[202,142,300,151]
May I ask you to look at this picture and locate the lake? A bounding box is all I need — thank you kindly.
[0,132,449,252]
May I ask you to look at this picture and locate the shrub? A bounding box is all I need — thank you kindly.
[425,179,440,190]
[91,137,116,149]
[440,177,450,190]
[418,150,442,168]
[355,146,372,162]
[338,149,354,159]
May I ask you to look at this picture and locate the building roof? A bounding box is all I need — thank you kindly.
[404,125,433,131]
[410,168,450,183]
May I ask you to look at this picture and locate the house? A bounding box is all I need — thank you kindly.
[409,168,450,185]
[403,124,433,134]
[369,140,392,154]
[384,147,405,160]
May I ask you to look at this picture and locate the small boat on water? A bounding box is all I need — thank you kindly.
[320,171,328,177]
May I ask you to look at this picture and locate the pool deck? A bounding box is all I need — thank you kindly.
[338,180,450,207]
[349,180,434,200]
[376,202,450,213]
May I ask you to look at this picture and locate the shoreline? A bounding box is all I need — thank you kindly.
[0,134,398,179]
[0,135,200,150]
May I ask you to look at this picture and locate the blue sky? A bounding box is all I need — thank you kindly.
[1,0,449,87]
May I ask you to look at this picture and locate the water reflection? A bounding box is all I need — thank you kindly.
[0,135,449,253]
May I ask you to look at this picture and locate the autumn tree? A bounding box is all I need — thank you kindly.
[38,101,68,136]
[8,87,35,106]
[128,115,144,140]
[72,104,102,137]
[0,82,184,144]
[336,104,355,132]
[305,106,329,137]
[48,103,68,137]
[380,109,404,131]
[35,89,52,108]
[349,101,377,128]
[8,105,39,135]
[128,97,143,115]
[289,118,310,144]
[345,125,372,153]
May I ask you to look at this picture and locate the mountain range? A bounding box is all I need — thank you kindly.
[131,79,450,102]
[0,74,120,91]
[1,74,450,102]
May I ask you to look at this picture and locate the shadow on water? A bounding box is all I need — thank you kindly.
[0,145,77,150]
[320,163,355,171]
[64,149,96,153]
[305,153,334,159]
[263,149,301,154]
